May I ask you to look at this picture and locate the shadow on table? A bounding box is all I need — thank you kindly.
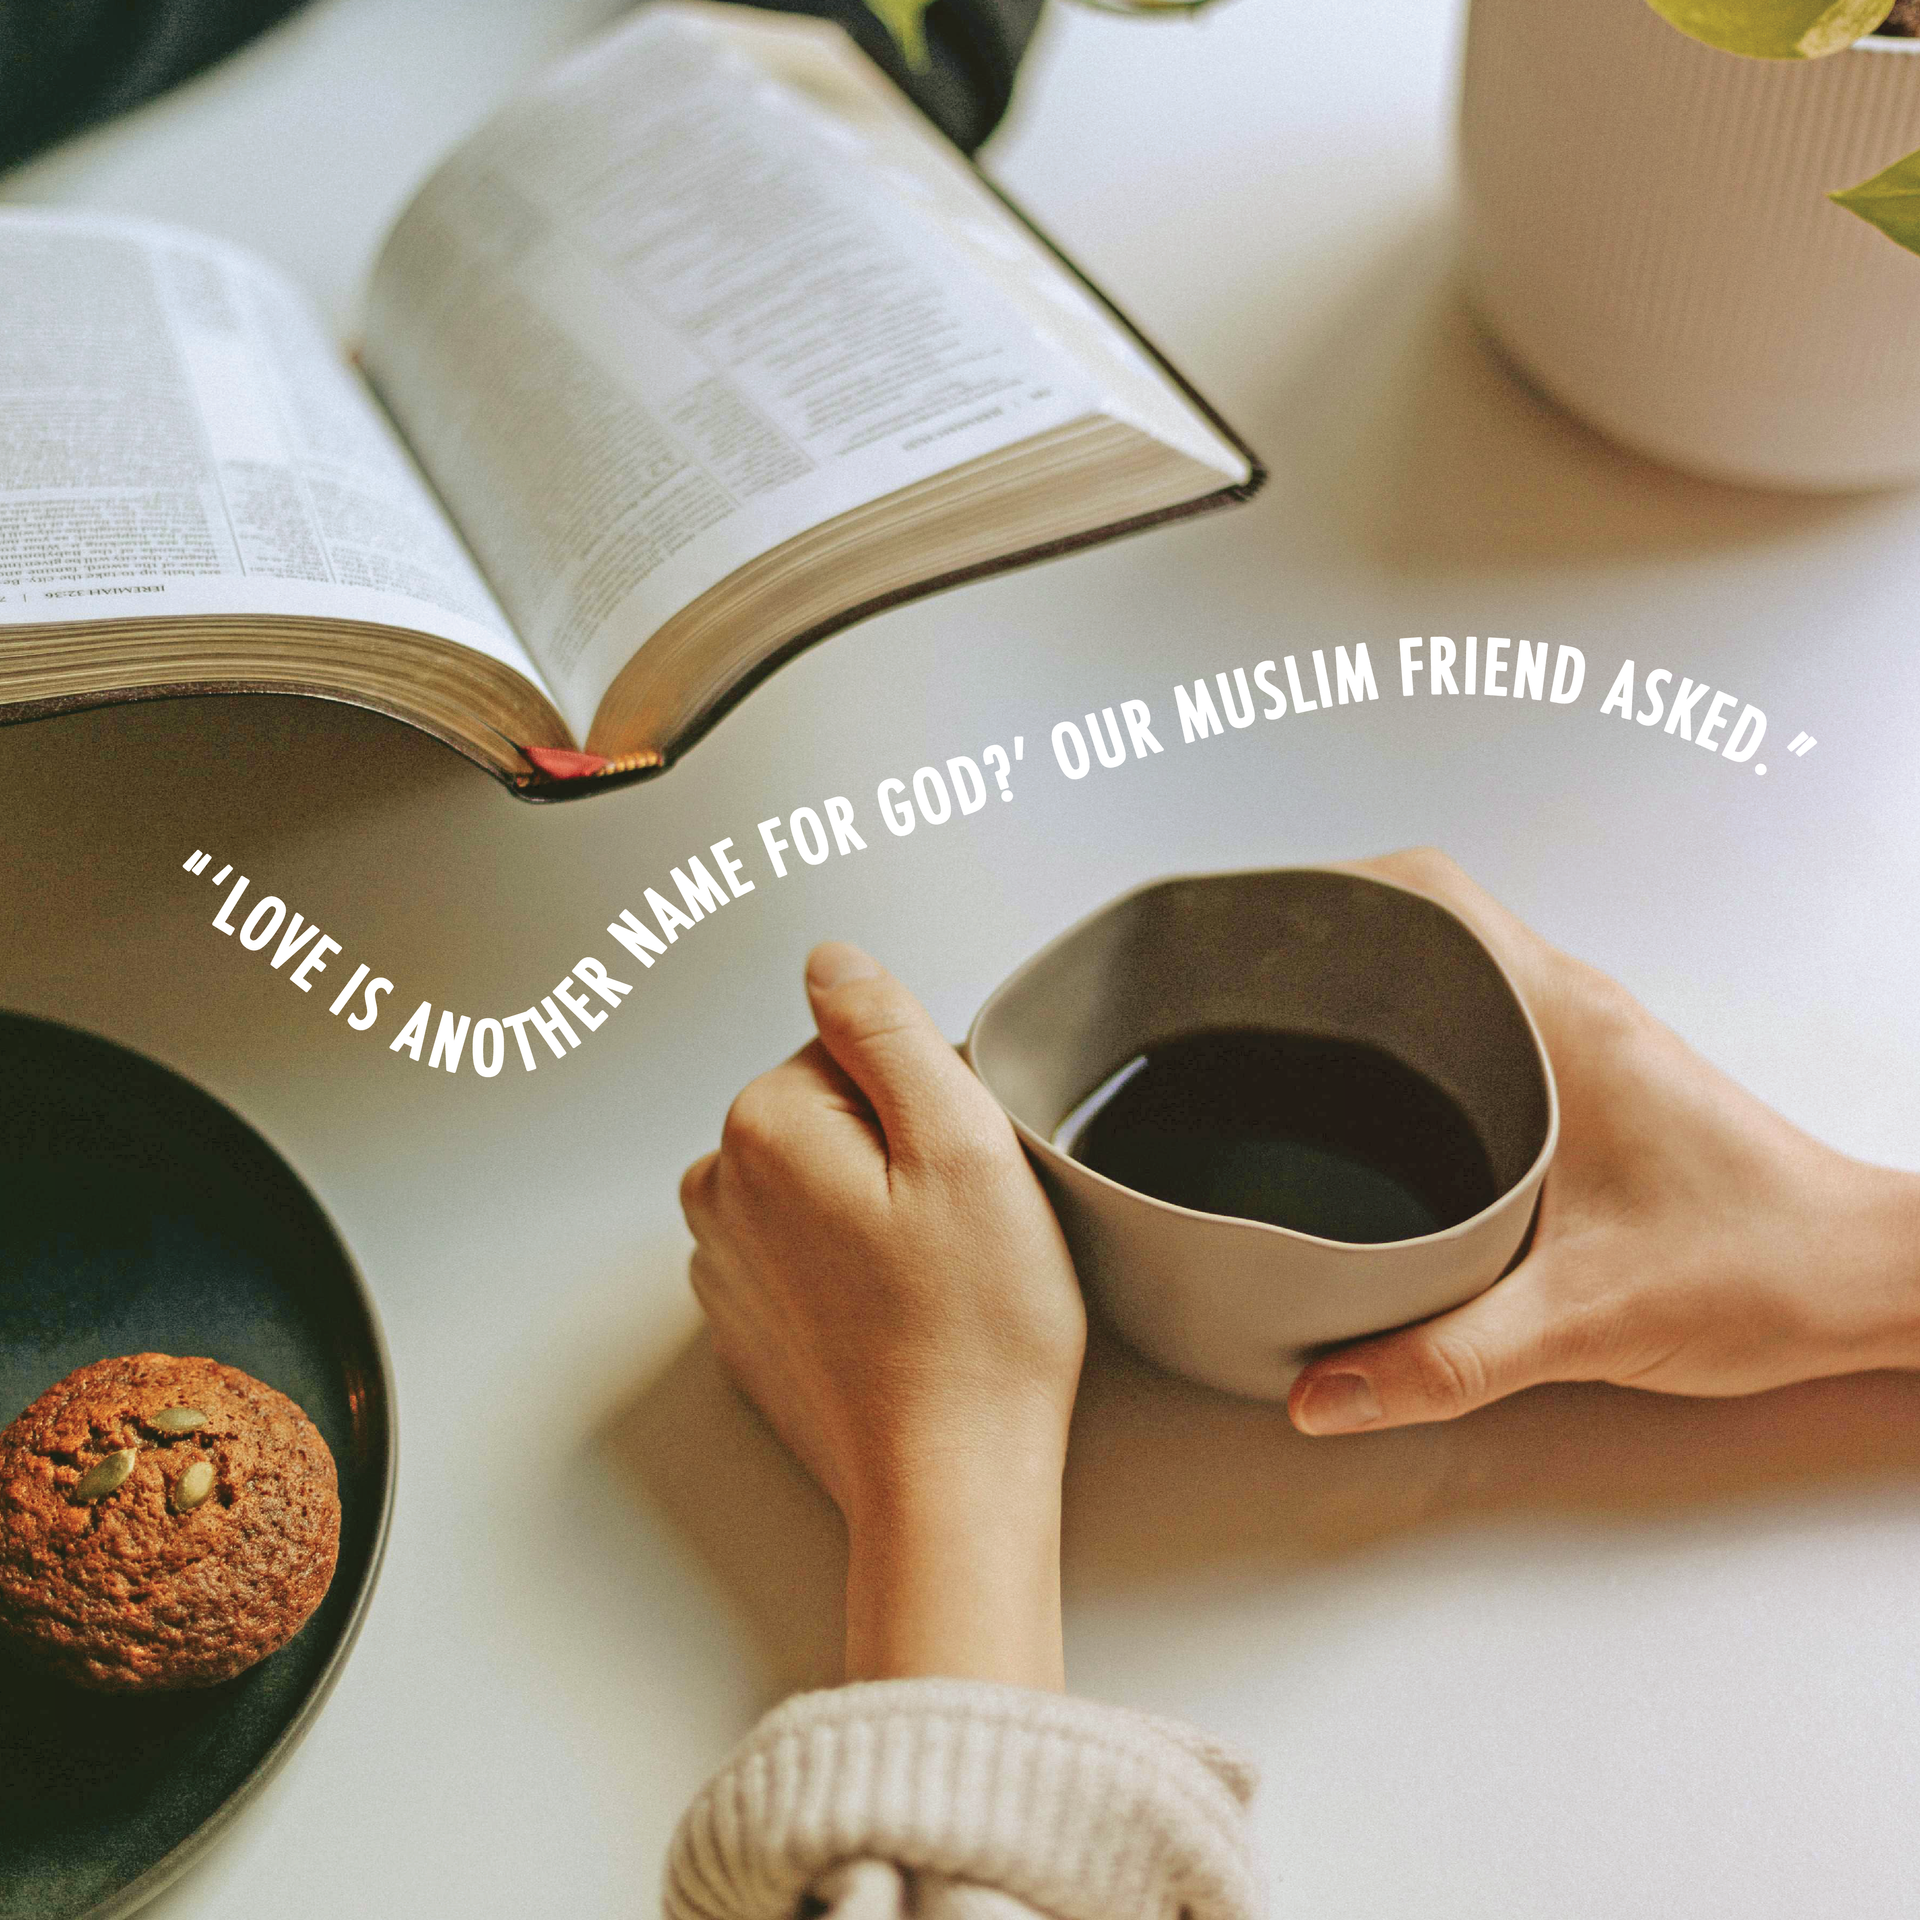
[599,1326,847,1695]
[1243,217,1875,574]
[597,1313,1920,1698]
[0,691,470,878]
[0,691,582,1083]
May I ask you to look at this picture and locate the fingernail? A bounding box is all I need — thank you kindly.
[807,941,880,991]
[1293,1371,1382,1435]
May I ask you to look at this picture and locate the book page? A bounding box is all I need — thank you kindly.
[0,210,550,696]
[755,10,1253,484]
[362,3,1106,745]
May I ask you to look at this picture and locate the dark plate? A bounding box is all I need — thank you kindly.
[0,1011,395,1920]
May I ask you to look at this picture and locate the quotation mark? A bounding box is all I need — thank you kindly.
[182,850,232,884]
[1754,729,1816,777]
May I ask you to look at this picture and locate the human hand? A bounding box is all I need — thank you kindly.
[1290,849,1920,1436]
[679,942,1085,1687]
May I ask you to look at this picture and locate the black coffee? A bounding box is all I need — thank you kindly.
[1059,1028,1497,1244]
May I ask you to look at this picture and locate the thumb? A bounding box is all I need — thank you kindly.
[1288,1260,1576,1435]
[803,942,996,1164]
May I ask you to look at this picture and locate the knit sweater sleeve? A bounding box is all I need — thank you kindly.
[664,1678,1262,1920]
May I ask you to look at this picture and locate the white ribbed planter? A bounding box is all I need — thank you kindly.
[1460,0,1920,490]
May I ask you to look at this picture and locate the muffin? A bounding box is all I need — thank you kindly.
[0,1353,340,1691]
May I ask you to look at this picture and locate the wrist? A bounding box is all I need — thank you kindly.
[842,1444,1067,1690]
[1858,1165,1920,1370]
[838,1387,1072,1538]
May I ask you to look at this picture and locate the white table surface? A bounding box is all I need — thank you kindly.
[5,1,1920,1914]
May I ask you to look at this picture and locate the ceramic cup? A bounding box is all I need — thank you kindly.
[1460,0,1920,490]
[966,867,1558,1401]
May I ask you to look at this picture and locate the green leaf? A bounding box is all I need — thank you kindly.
[1643,0,1894,58]
[864,0,934,72]
[1831,143,1920,253]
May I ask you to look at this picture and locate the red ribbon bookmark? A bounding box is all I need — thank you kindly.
[523,746,611,780]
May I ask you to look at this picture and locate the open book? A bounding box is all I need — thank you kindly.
[0,2,1261,796]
